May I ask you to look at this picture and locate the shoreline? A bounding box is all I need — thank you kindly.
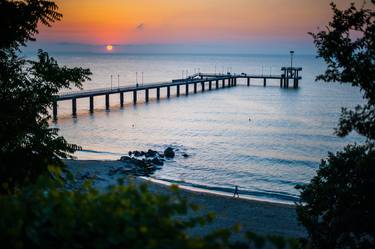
[141,176,297,206]
[71,150,299,205]
[65,159,307,239]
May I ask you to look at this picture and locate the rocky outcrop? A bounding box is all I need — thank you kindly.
[118,156,162,176]
[117,149,168,176]
[116,147,188,177]
[164,147,175,158]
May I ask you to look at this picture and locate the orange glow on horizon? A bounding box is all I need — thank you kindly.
[37,0,349,45]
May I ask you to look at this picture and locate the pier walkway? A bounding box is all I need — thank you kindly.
[53,67,302,120]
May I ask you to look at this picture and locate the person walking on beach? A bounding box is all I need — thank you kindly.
[233,185,239,198]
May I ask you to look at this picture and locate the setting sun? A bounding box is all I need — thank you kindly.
[106,45,113,51]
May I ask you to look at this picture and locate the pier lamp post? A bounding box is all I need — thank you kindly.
[117,74,120,89]
[110,75,113,89]
[290,50,294,68]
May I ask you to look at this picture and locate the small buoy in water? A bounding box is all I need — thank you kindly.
[248,117,251,122]
[132,124,135,128]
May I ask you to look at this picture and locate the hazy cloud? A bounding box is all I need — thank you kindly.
[135,23,144,31]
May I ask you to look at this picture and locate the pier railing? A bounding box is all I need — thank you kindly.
[53,67,302,120]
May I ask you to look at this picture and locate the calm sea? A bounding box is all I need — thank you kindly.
[49,53,363,204]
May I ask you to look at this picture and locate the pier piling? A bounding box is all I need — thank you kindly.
[120,92,124,107]
[89,96,94,113]
[133,90,137,104]
[293,79,298,88]
[105,94,110,110]
[72,98,77,117]
[145,89,149,102]
[53,101,57,120]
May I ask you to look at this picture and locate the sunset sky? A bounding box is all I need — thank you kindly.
[33,0,357,53]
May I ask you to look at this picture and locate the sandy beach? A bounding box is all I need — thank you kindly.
[65,159,306,240]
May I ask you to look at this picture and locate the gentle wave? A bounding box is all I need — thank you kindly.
[152,177,300,203]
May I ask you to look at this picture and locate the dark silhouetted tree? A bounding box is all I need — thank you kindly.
[297,2,375,249]
[0,0,92,192]
[310,1,375,140]
[0,173,302,249]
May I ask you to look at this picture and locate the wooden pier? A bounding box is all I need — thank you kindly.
[53,67,302,120]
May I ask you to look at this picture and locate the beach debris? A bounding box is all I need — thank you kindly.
[164,147,175,158]
[182,153,189,158]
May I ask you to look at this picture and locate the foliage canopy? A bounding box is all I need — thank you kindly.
[0,174,299,249]
[297,2,375,249]
[309,1,375,140]
[297,144,375,249]
[0,0,91,192]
